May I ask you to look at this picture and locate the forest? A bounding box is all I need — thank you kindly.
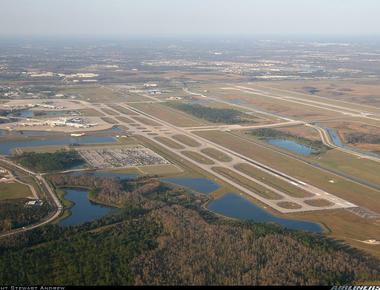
[0,174,379,285]
[346,132,380,145]
[12,150,85,172]
[0,199,51,232]
[171,103,253,124]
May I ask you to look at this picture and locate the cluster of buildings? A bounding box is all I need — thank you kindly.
[3,103,64,111]
[20,117,98,129]
[0,168,13,183]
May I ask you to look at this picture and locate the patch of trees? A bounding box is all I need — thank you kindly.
[13,150,85,172]
[0,199,51,232]
[250,128,329,154]
[171,103,253,124]
[346,133,380,145]
[0,175,378,285]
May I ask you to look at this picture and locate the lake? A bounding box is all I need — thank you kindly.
[208,193,323,233]
[160,177,220,194]
[267,138,317,156]
[70,170,221,195]
[60,188,116,227]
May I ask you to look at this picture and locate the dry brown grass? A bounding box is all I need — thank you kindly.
[195,130,380,213]
[212,166,283,200]
[172,135,201,147]
[277,201,302,210]
[154,137,185,150]
[235,163,313,198]
[304,199,334,207]
[201,148,232,162]
[182,151,215,165]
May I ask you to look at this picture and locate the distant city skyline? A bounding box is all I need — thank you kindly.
[0,0,379,37]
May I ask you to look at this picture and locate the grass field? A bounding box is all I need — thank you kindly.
[115,116,135,123]
[212,166,283,200]
[195,130,380,213]
[235,163,313,198]
[277,201,302,210]
[138,164,183,175]
[59,85,124,103]
[0,182,32,200]
[201,148,232,162]
[101,117,118,125]
[100,108,119,116]
[130,102,207,127]
[172,134,201,147]
[154,137,185,149]
[132,116,161,127]
[109,105,139,115]
[304,199,333,207]
[182,151,215,165]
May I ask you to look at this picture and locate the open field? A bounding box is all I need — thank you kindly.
[101,117,118,125]
[137,164,183,175]
[77,108,105,117]
[313,149,380,186]
[172,134,201,147]
[154,137,185,150]
[132,116,161,127]
[182,151,215,165]
[304,199,334,207]
[195,130,380,213]
[212,166,283,200]
[201,148,232,162]
[277,201,302,210]
[115,116,135,124]
[0,182,33,200]
[257,79,380,109]
[58,85,124,103]
[237,129,380,187]
[289,209,380,258]
[130,102,207,127]
[100,107,119,116]
[108,105,139,115]
[235,163,313,198]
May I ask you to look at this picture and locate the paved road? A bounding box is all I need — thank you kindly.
[0,157,63,238]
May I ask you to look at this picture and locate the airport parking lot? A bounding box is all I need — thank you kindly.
[77,145,170,169]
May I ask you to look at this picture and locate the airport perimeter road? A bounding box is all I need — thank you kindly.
[307,124,380,163]
[0,157,63,239]
[94,102,358,214]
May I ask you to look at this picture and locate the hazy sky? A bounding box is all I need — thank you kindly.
[0,0,379,36]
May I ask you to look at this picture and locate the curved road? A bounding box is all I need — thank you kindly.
[0,157,63,238]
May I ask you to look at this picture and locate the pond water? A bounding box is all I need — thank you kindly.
[0,135,117,155]
[7,110,35,118]
[208,193,323,233]
[60,188,116,227]
[325,128,343,146]
[161,177,220,194]
[267,138,317,156]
